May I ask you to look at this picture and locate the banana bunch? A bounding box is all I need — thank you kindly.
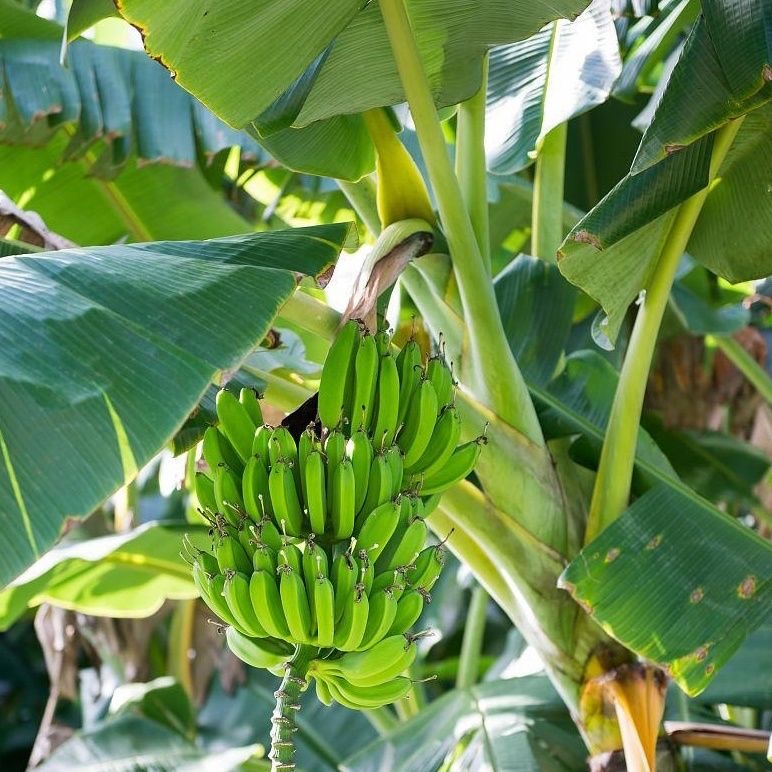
[188,323,484,710]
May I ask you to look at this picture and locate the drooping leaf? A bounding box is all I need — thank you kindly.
[669,283,749,336]
[0,39,262,176]
[485,0,622,174]
[38,714,258,771]
[115,0,590,130]
[632,0,772,173]
[560,485,772,695]
[66,0,118,41]
[342,676,585,771]
[0,523,210,630]
[0,224,350,586]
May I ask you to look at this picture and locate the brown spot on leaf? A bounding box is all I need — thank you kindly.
[694,645,709,662]
[705,664,715,676]
[737,575,757,599]
[763,64,772,82]
[645,534,663,550]
[665,143,686,155]
[576,597,595,615]
[689,587,704,604]
[605,548,620,563]
[571,230,602,250]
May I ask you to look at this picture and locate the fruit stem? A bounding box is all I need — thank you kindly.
[269,644,315,771]
[456,583,488,689]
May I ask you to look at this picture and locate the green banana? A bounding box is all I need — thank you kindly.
[348,334,379,434]
[303,450,327,536]
[395,339,423,426]
[268,426,298,469]
[236,521,256,560]
[355,500,401,563]
[325,674,412,708]
[374,327,391,356]
[358,587,398,650]
[370,569,402,597]
[315,676,333,706]
[279,566,312,643]
[370,353,400,448]
[314,575,336,647]
[333,585,369,651]
[318,319,361,429]
[249,570,290,640]
[426,354,454,411]
[202,426,243,475]
[355,551,375,595]
[251,425,272,465]
[346,428,373,514]
[215,534,253,575]
[298,425,318,503]
[268,459,304,537]
[277,541,303,574]
[222,570,268,638]
[421,493,441,516]
[408,545,445,592]
[405,403,461,478]
[329,458,356,540]
[255,515,283,552]
[419,438,485,495]
[302,540,328,608]
[188,541,219,576]
[324,428,346,480]
[317,635,417,687]
[388,589,426,635]
[252,542,277,574]
[226,627,291,671]
[242,455,271,523]
[332,548,357,621]
[385,444,404,498]
[397,377,438,468]
[214,464,245,526]
[239,387,264,427]
[358,452,393,523]
[194,472,217,514]
[216,389,255,462]
[193,565,241,630]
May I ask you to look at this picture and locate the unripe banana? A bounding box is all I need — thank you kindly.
[214,464,245,526]
[388,589,426,635]
[279,566,312,643]
[398,377,438,468]
[421,493,441,516]
[253,542,277,574]
[370,353,400,448]
[318,319,361,430]
[255,515,283,552]
[408,545,445,592]
[236,521,257,560]
[358,587,398,650]
[325,674,412,709]
[355,500,401,563]
[226,627,291,671]
[269,427,299,491]
[215,534,253,575]
[359,452,393,523]
[395,339,423,427]
[362,108,435,228]
[370,569,403,598]
[216,389,256,462]
[346,428,373,514]
[374,328,391,356]
[222,570,269,638]
[251,425,272,465]
[348,334,379,435]
[302,540,329,610]
[420,438,485,495]
[249,570,290,640]
[298,425,318,503]
[194,472,217,514]
[315,676,333,706]
[314,576,336,647]
[242,455,272,523]
[324,428,346,485]
[332,548,357,621]
[333,584,369,651]
[202,426,243,475]
[426,355,454,411]
[193,564,241,630]
[317,635,417,687]
[330,458,356,540]
[239,387,264,427]
[355,551,375,595]
[405,403,461,477]
[188,542,219,576]
[304,450,327,535]
[277,541,303,575]
[385,444,404,498]
[268,459,304,537]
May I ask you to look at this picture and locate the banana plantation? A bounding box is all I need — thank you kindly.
[0,0,770,770]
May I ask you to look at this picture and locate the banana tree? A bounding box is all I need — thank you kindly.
[0,0,770,769]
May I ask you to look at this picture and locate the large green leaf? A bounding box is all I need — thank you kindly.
[115,0,590,130]
[342,676,585,771]
[39,714,258,771]
[485,0,621,174]
[0,523,209,630]
[560,485,772,695]
[632,0,771,172]
[0,0,62,39]
[0,38,262,176]
[0,225,350,587]
[0,138,251,244]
